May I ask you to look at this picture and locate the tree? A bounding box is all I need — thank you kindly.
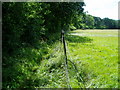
[103,18,118,29]
[3,2,85,88]
[84,14,95,29]
[94,16,106,29]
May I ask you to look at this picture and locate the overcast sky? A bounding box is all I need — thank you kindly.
[83,0,119,20]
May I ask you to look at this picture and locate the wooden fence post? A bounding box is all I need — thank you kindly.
[62,30,68,66]
[61,30,71,89]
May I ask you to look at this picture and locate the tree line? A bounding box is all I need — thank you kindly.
[71,14,119,30]
[3,2,84,54]
[3,2,85,88]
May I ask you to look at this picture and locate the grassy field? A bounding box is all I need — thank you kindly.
[35,29,118,88]
[36,29,118,88]
[42,30,118,88]
[66,29,118,88]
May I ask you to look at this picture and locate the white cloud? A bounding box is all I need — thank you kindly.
[84,0,119,20]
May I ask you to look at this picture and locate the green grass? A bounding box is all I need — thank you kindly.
[66,29,118,88]
[33,29,118,88]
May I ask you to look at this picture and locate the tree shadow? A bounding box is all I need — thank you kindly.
[65,35,93,43]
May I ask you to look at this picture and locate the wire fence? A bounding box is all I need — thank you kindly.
[46,30,85,88]
[61,30,85,88]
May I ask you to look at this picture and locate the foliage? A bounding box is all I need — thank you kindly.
[93,16,105,29]
[2,2,119,89]
[84,14,95,29]
[71,14,119,30]
[2,2,85,88]
[2,2,85,53]
[102,18,118,29]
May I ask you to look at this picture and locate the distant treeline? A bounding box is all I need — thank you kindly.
[71,14,120,30]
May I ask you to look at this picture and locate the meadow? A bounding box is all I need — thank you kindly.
[66,29,118,88]
[3,29,118,88]
[38,29,118,88]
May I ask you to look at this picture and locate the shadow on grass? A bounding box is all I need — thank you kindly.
[66,35,93,43]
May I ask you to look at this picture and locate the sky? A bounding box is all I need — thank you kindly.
[83,0,119,20]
